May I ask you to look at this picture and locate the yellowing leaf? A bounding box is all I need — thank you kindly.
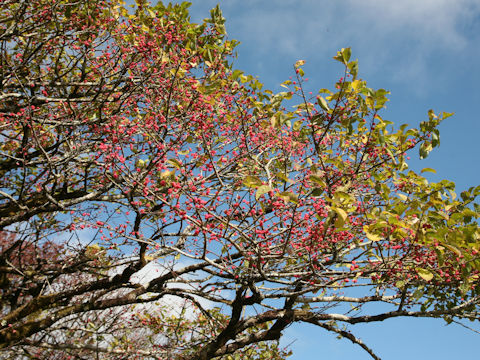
[160,170,175,179]
[363,225,383,241]
[310,174,326,188]
[167,158,182,169]
[334,47,351,64]
[332,207,348,228]
[442,111,454,118]
[275,172,294,183]
[351,80,363,92]
[334,191,354,204]
[416,268,434,281]
[385,148,397,164]
[443,243,462,257]
[255,185,272,200]
[294,59,306,68]
[243,176,263,188]
[147,9,156,18]
[278,191,299,204]
[366,96,374,109]
[317,96,330,111]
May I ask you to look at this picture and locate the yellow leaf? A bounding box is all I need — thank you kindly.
[317,96,330,111]
[310,174,326,188]
[351,80,363,91]
[147,9,156,18]
[443,243,462,257]
[255,185,272,200]
[167,158,182,169]
[416,268,434,281]
[332,207,348,228]
[363,225,383,241]
[160,170,175,179]
[294,60,306,68]
[277,191,299,204]
[243,176,263,188]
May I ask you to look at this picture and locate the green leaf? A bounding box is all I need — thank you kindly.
[431,131,440,147]
[342,47,351,63]
[334,47,351,65]
[459,281,471,296]
[232,69,244,79]
[317,96,330,111]
[348,60,358,79]
[318,88,332,95]
[385,148,397,164]
[419,142,432,159]
[378,130,385,145]
[412,286,425,300]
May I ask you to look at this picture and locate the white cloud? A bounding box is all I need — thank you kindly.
[345,0,478,48]
[225,0,479,52]
[205,0,480,90]
[130,258,217,315]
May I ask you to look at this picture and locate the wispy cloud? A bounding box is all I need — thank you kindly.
[190,0,480,91]
[223,0,479,52]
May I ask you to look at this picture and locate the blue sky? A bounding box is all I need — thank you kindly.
[125,0,480,358]
[177,1,480,359]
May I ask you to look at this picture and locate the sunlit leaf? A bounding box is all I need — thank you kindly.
[416,268,434,281]
[243,176,263,188]
[256,185,272,200]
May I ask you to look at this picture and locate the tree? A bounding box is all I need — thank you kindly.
[0,0,479,359]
